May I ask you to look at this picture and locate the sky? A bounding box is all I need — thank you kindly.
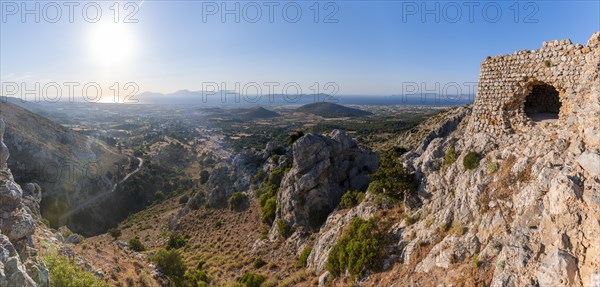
[0,0,598,101]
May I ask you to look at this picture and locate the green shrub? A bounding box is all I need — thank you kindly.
[196,259,206,270]
[472,254,480,268]
[404,215,417,226]
[128,236,145,252]
[43,253,109,287]
[253,257,267,269]
[237,272,267,287]
[257,167,288,225]
[270,154,281,163]
[213,220,222,229]
[41,218,51,227]
[368,150,417,200]
[261,198,277,224]
[486,162,499,174]
[150,249,186,284]
[228,192,249,211]
[463,151,481,170]
[326,217,386,278]
[166,233,187,250]
[443,146,457,165]
[339,190,365,209]
[181,269,209,287]
[133,149,144,157]
[288,131,305,145]
[298,247,313,267]
[200,170,210,184]
[277,219,293,238]
[179,195,190,205]
[108,227,121,240]
[259,226,269,240]
[155,190,166,201]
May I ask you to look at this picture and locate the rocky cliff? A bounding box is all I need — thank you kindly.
[302,33,600,287]
[0,118,49,287]
[270,130,378,237]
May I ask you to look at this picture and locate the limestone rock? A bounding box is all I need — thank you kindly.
[577,151,600,176]
[318,271,331,287]
[535,249,579,287]
[0,235,37,287]
[0,179,22,206]
[307,193,378,273]
[0,118,48,286]
[273,130,377,233]
[206,150,264,207]
[2,209,35,242]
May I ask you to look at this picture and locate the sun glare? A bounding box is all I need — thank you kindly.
[88,22,136,68]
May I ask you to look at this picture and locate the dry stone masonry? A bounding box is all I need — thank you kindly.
[467,32,600,149]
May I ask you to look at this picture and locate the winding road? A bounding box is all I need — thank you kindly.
[59,156,144,222]
[111,157,143,192]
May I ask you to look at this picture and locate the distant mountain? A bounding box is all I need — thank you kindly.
[296,102,372,117]
[235,106,280,120]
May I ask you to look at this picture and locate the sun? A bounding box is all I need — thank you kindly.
[88,22,136,67]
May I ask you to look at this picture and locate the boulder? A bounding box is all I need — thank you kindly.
[536,249,579,287]
[577,151,600,176]
[0,235,37,287]
[1,209,35,242]
[65,234,81,244]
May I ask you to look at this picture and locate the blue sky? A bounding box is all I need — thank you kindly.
[1,0,598,99]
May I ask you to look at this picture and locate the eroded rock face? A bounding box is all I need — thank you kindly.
[0,118,48,287]
[0,120,8,171]
[205,150,265,207]
[307,193,378,272]
[273,130,378,233]
[536,249,579,287]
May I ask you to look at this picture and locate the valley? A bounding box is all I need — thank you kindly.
[0,7,598,286]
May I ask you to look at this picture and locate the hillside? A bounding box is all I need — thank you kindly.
[0,101,128,234]
[235,106,280,120]
[0,33,598,287]
[296,102,372,117]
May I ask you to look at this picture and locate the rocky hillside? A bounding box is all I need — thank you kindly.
[167,34,598,286]
[0,118,49,287]
[297,34,600,286]
[2,34,597,287]
[0,102,127,234]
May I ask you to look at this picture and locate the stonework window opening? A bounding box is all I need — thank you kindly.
[524,83,561,121]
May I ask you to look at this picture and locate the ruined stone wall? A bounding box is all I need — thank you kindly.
[467,32,600,148]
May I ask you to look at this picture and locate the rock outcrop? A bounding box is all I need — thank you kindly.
[205,150,265,207]
[0,119,49,287]
[271,130,378,236]
[306,192,379,272]
[304,33,600,287]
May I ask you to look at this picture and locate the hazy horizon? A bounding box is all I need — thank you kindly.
[1,1,598,103]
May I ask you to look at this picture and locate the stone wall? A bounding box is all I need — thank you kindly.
[467,32,600,149]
